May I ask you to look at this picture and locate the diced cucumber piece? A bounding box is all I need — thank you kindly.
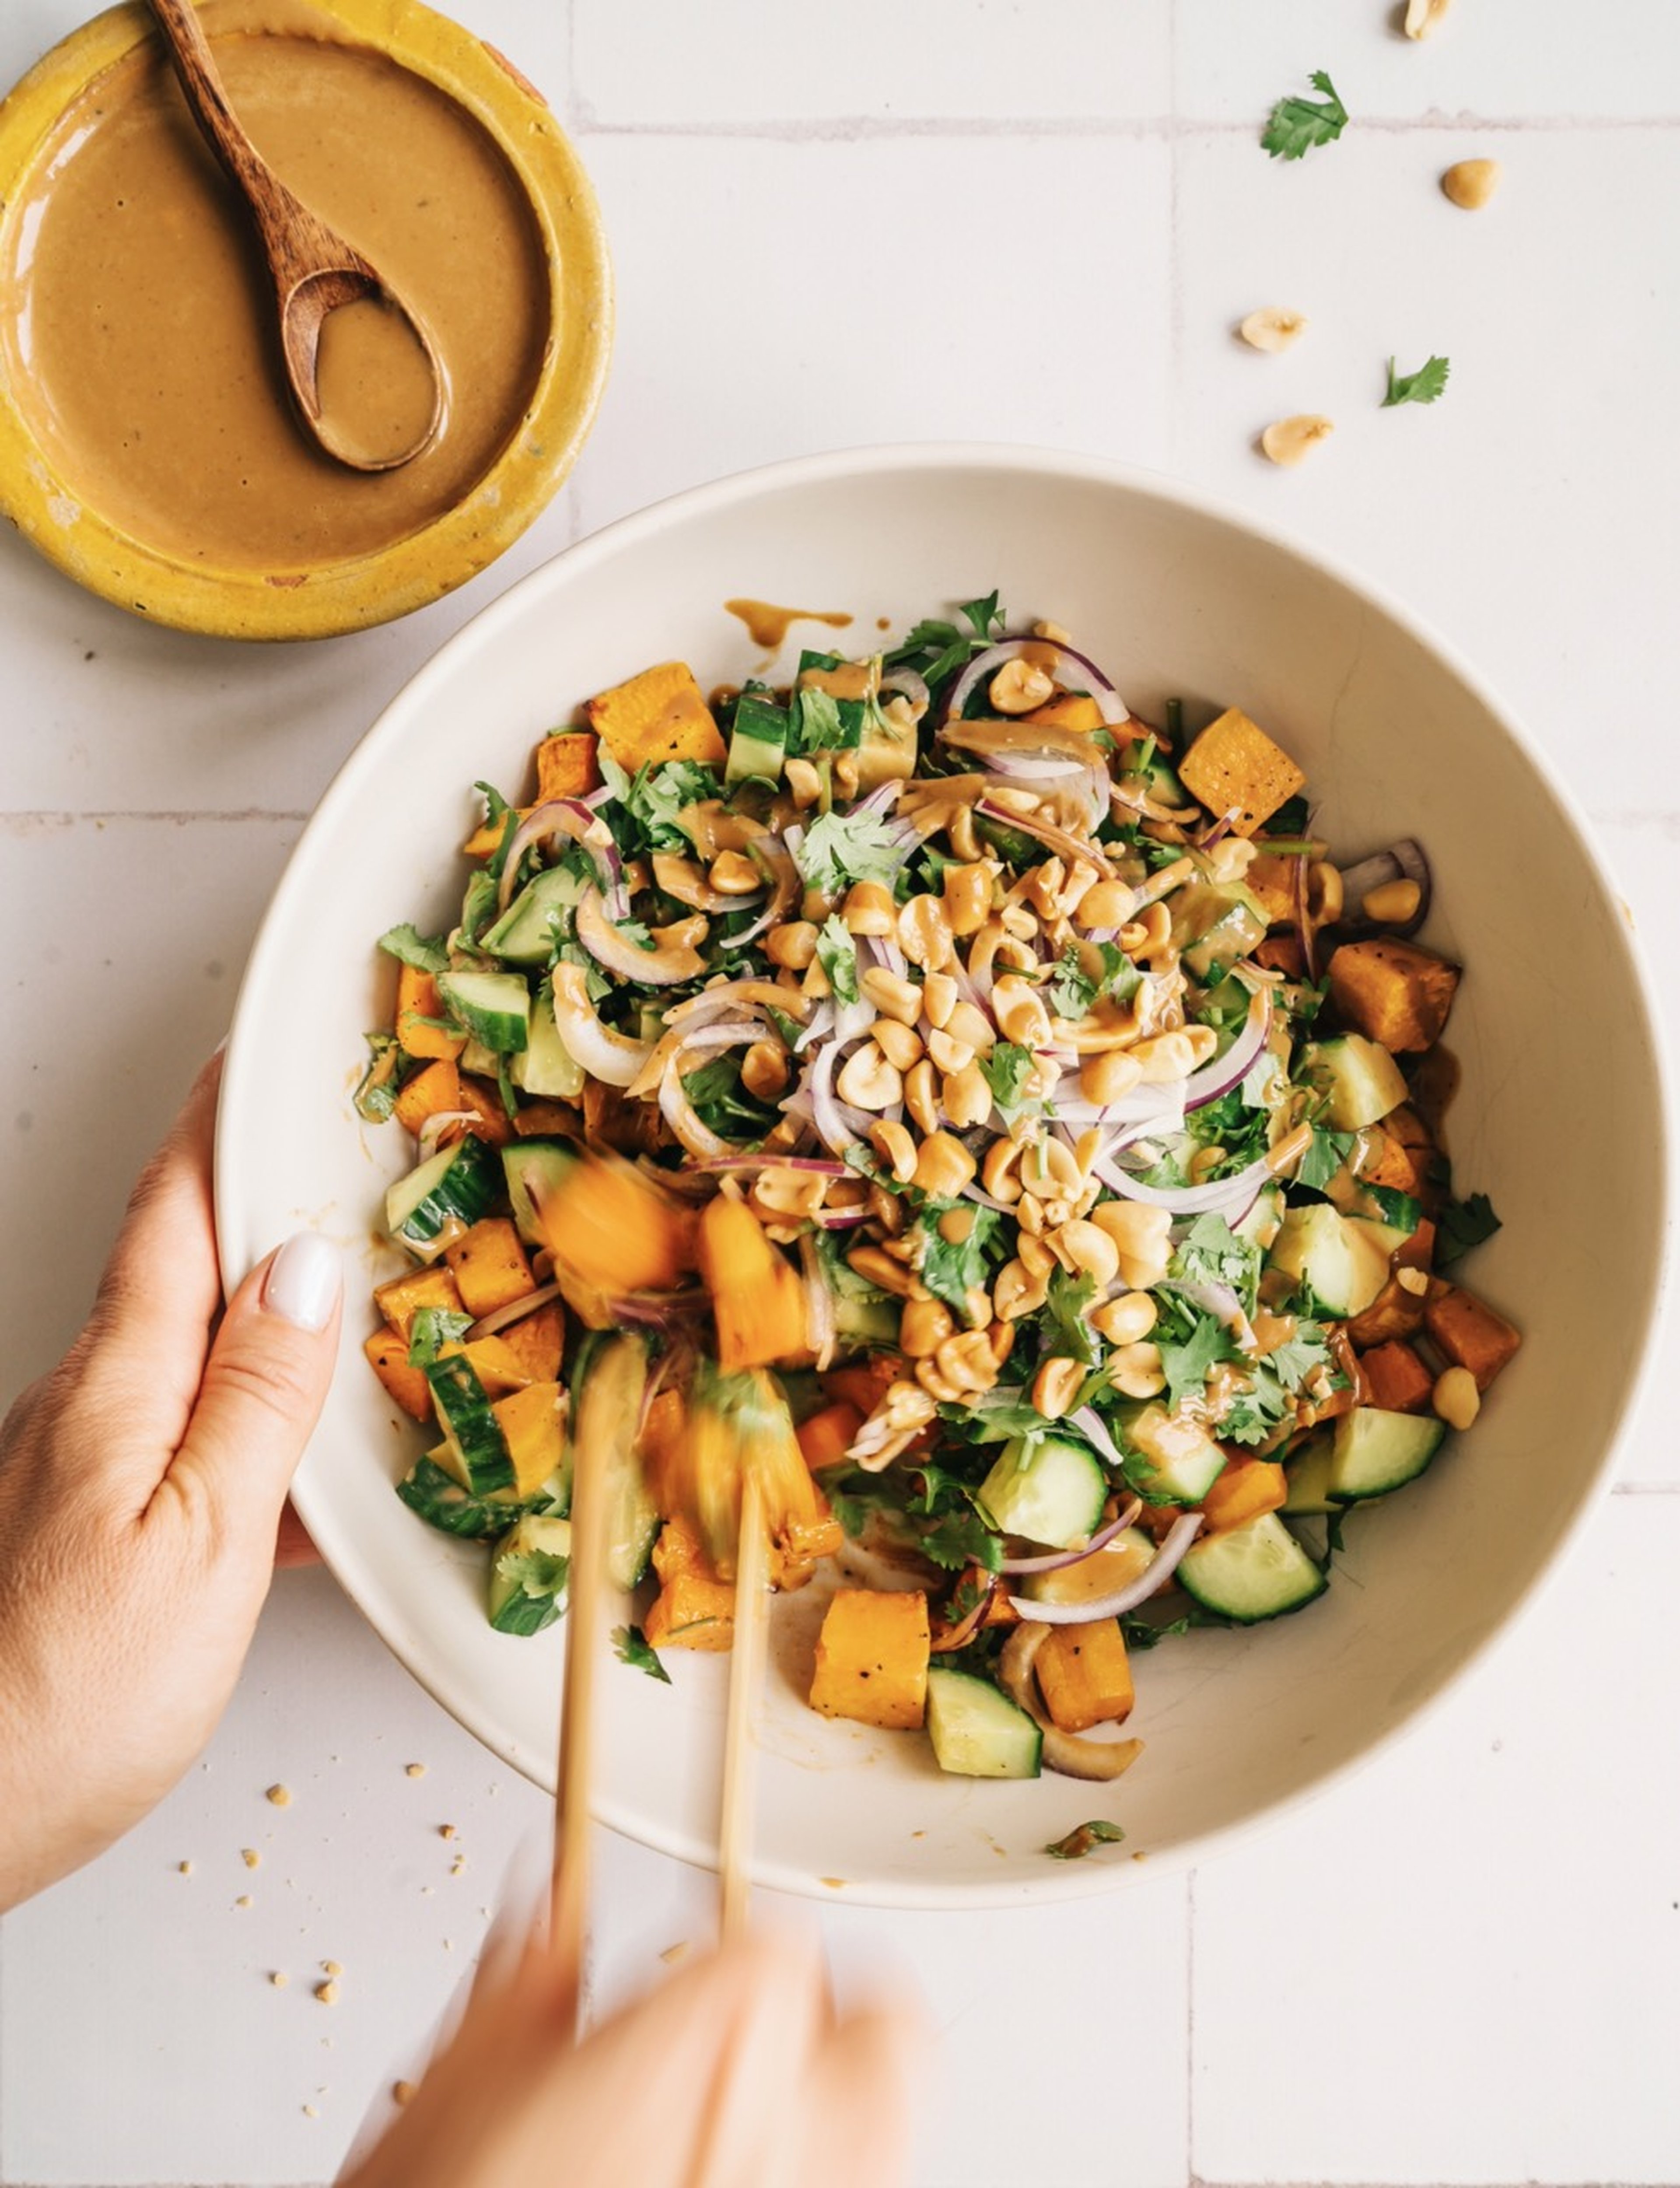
[1235,1181,1284,1252]
[427,1353,515,1496]
[570,1334,660,1590]
[1300,1034,1407,1130]
[604,1427,660,1592]
[512,980,586,1100]
[817,1236,900,1349]
[459,1036,501,1079]
[385,1134,498,1260]
[979,1435,1108,1550]
[488,1515,573,1636]
[725,693,789,785]
[437,970,532,1055]
[1281,1427,1339,1516]
[1022,1527,1156,1607]
[1172,881,1268,980]
[1268,1204,1390,1318]
[924,1668,1043,1779]
[1178,1511,1327,1623]
[1116,1403,1228,1508]
[396,1452,519,1539]
[481,868,587,966]
[1328,1406,1446,1503]
[501,1137,578,1245]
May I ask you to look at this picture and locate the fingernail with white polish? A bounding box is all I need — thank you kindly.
[263,1232,343,1332]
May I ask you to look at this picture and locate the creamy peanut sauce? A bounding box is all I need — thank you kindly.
[0,0,549,569]
[723,598,853,650]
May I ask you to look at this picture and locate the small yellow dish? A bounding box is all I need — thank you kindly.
[0,0,611,639]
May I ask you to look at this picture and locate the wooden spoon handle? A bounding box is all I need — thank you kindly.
[718,1471,770,1941]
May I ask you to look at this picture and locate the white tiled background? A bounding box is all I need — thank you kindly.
[3,3,1678,2184]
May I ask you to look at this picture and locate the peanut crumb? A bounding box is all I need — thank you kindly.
[1239,306,1308,354]
[235,1895,254,1910]
[266,1784,292,1808]
[322,1959,343,1978]
[439,1824,458,1841]
[393,2081,417,2107]
[450,1857,467,1877]
[303,2104,319,2119]
[659,1940,690,1966]
[405,1763,427,1779]
[315,1981,340,2006]
[178,1860,193,1876]
[242,1848,261,1869]
[1260,414,1334,467]
[270,1971,289,1988]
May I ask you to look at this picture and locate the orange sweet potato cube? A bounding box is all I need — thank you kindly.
[1358,1339,1436,1415]
[396,965,465,1061]
[1026,693,1106,733]
[1200,1455,1288,1536]
[363,1328,434,1422]
[796,1401,864,1473]
[438,1336,534,1398]
[491,1382,566,1497]
[643,1516,736,1652]
[1327,939,1461,1054]
[455,1076,516,1149]
[1364,1107,1437,1198]
[462,806,530,859]
[535,730,602,803]
[1176,707,1307,837]
[496,1301,565,1385]
[392,1057,462,1140]
[809,1588,930,1730]
[444,1217,536,1319]
[1424,1281,1522,1390]
[374,1264,464,1340]
[584,662,726,773]
[1032,1618,1136,1734]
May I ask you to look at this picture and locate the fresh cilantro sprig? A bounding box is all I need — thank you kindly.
[885,591,1007,699]
[1437,1188,1502,1265]
[918,1204,1005,1314]
[980,1041,1040,1118]
[794,809,906,896]
[612,1625,672,1684]
[814,915,861,1006]
[1383,354,1451,408]
[1261,69,1349,161]
[378,922,452,974]
[406,1306,473,1368]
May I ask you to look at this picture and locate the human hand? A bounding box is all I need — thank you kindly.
[346,1922,925,2188]
[0,1053,343,1911]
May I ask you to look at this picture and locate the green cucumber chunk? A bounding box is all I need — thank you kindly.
[1117,1403,1227,1508]
[1329,1406,1446,1503]
[427,1353,515,1496]
[501,1137,578,1245]
[726,693,790,785]
[924,1668,1043,1779]
[489,1515,573,1635]
[436,970,532,1055]
[396,1452,520,1539]
[481,868,587,966]
[512,981,587,1101]
[385,1134,498,1260]
[1281,1427,1339,1517]
[1268,1204,1390,1318]
[1178,1511,1327,1623]
[979,1434,1107,1550]
[1300,1034,1407,1130]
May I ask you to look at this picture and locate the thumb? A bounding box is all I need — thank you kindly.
[164,1232,344,1560]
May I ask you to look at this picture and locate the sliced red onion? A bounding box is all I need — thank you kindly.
[998,1625,1148,1780]
[1337,838,1432,936]
[696,1154,851,1177]
[550,964,654,1088]
[610,1285,710,1326]
[670,979,809,1031]
[729,838,800,948]
[1111,778,1198,827]
[981,751,1091,782]
[878,666,931,718]
[944,638,1128,727]
[1067,1404,1127,1472]
[466,1280,566,1341]
[852,778,906,819]
[799,1232,837,1371]
[496,799,623,915]
[998,1505,1138,1575]
[417,1109,482,1161]
[1011,1514,1204,1626]
[975,797,1117,880]
[1196,807,1241,850]
[813,1206,871,1231]
[800,1041,872,1158]
[628,1017,770,1101]
[658,1051,738,1161]
[1182,989,1270,1112]
[574,885,706,987]
[1092,1149,1271,1218]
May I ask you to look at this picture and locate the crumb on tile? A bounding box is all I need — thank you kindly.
[659,1940,690,1965]
[303,2104,318,2119]
[235,1895,254,1910]
[178,1860,193,1876]
[393,2081,417,2107]
[242,1848,261,1869]
[315,1980,340,2006]
[405,1763,427,1779]
[270,1971,289,1989]
[322,1959,343,1978]
[439,1823,457,1840]
[449,1857,467,1877]
[266,1784,292,1808]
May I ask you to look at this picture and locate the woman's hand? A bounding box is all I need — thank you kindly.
[347,1923,924,2188]
[0,1054,343,1910]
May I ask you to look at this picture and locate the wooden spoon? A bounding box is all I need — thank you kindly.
[147,0,444,473]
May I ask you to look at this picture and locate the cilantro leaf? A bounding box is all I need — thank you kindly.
[1045,940,1138,1020]
[1261,68,1349,160]
[1044,1819,1126,1861]
[354,1031,408,1122]
[1042,1266,1100,1368]
[1156,1311,1241,1416]
[794,810,906,897]
[612,1625,672,1684]
[406,1306,473,1367]
[794,687,852,753]
[1436,1188,1501,1266]
[960,589,1004,641]
[1383,354,1451,408]
[681,1054,777,1143]
[919,1505,1004,1574]
[378,923,452,974]
[920,1204,1004,1314]
[980,1041,1039,1117]
[1296,1125,1354,1193]
[491,1546,572,1634]
[815,915,861,1006]
[1171,1213,1261,1313]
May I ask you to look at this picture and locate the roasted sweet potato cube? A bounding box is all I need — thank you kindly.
[374,1264,463,1339]
[513,1098,581,1139]
[1364,1106,1437,1198]
[1176,707,1307,837]
[444,1217,536,1319]
[363,1328,433,1422]
[1033,1618,1136,1734]
[809,1588,929,1730]
[455,1076,516,1149]
[392,1057,462,1139]
[1245,852,1303,927]
[1253,931,1306,978]
[462,806,530,859]
[1346,1273,1427,1347]
[1026,693,1106,733]
[396,965,465,1061]
[1424,1281,1522,1390]
[1328,938,1461,1053]
[1358,1339,1436,1415]
[1200,1455,1288,1536]
[796,1401,864,1474]
[492,1382,566,1498]
[495,1301,565,1385]
[644,1516,735,1652]
[534,730,602,803]
[439,1336,534,1398]
[770,1500,845,1592]
[698,1193,809,1371]
[583,662,726,773]
[538,1149,694,1296]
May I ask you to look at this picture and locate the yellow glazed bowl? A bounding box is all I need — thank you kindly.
[0,0,611,640]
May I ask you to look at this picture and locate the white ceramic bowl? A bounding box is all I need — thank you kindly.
[218,445,1666,1907]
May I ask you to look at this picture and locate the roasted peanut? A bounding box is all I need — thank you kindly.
[1362,878,1422,926]
[943,1063,993,1131]
[898,894,954,971]
[846,1245,919,1299]
[709,849,763,896]
[861,964,923,1024]
[869,1118,919,1185]
[945,999,995,1055]
[1089,1201,1172,1290]
[1239,306,1308,354]
[1053,1218,1121,1290]
[914,1131,977,1199]
[1079,1048,1144,1106]
[993,973,1053,1049]
[836,1045,903,1112]
[740,1041,790,1101]
[1032,1356,1085,1421]
[1442,157,1500,210]
[989,657,1057,714]
[899,1296,956,1360]
[871,1016,925,1073]
[1260,414,1334,467]
[765,919,818,970]
[1076,878,1136,931]
[920,971,958,1030]
[1109,1341,1167,1399]
[942,861,994,936]
[784,756,823,808]
[904,1058,941,1136]
[1092,1290,1158,1346]
[927,1027,975,1077]
[993,1258,1049,1320]
[843,880,897,936]
[981,1136,1025,1203]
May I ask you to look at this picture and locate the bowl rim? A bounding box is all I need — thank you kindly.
[218,440,1673,1903]
[0,0,612,641]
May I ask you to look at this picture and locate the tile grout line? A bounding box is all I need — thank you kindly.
[1185,1864,1199,2188]
[0,810,312,828]
[564,112,1680,143]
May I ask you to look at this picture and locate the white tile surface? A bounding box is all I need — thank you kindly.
[572,0,1173,125]
[4,0,1680,2184]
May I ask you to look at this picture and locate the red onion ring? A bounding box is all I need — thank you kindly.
[878,667,930,718]
[998,1503,1139,1574]
[944,638,1129,727]
[574,885,706,987]
[550,964,654,1088]
[1092,1149,1271,1219]
[1182,989,1270,1111]
[799,1231,837,1371]
[998,1626,1148,1779]
[728,838,801,949]
[658,1049,740,1160]
[495,799,623,915]
[465,1280,567,1341]
[975,798,1117,880]
[417,1109,482,1161]
[1010,1514,1204,1625]
[1337,838,1432,936]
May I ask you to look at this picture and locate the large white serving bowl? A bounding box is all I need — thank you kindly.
[218,445,1666,1907]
